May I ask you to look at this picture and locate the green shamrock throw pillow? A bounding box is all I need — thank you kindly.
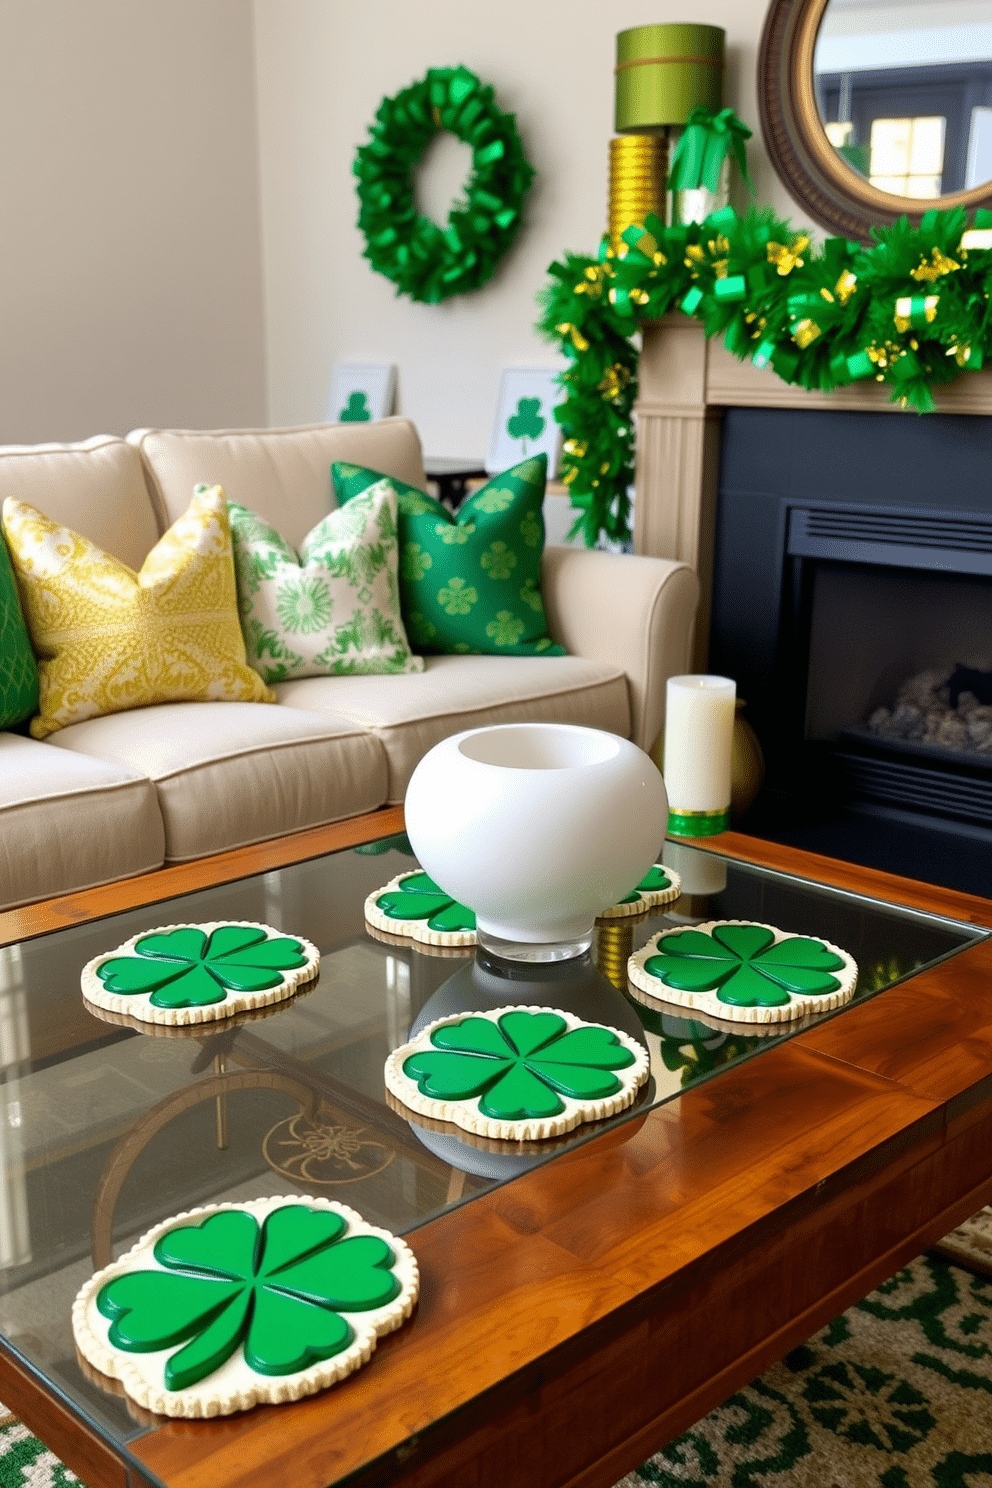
[228,479,423,684]
[0,526,39,729]
[331,455,565,656]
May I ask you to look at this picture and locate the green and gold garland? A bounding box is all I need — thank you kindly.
[538,205,992,547]
[354,66,535,305]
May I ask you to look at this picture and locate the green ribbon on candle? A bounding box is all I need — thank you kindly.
[667,808,730,838]
[668,107,753,193]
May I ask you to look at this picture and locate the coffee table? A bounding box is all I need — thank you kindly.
[1,807,991,1488]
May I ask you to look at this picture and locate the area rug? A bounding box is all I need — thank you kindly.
[1,1256,989,1488]
[618,1254,992,1488]
[929,1206,992,1280]
[0,1416,80,1485]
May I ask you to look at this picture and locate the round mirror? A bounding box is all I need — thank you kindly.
[759,0,992,241]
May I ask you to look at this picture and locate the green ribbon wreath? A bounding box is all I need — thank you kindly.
[668,107,753,194]
[354,66,535,304]
[538,204,992,548]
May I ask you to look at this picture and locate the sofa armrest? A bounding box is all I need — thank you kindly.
[541,546,700,755]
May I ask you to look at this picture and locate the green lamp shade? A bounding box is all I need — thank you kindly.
[615,24,724,132]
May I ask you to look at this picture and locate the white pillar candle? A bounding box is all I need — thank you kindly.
[663,675,736,836]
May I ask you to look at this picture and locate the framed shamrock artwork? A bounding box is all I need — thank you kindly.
[487,367,564,477]
[327,363,397,425]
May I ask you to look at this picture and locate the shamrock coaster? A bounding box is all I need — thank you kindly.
[597,863,682,920]
[384,1004,650,1141]
[83,993,303,1038]
[81,922,320,1026]
[628,919,858,1024]
[365,922,473,959]
[72,1196,418,1418]
[625,979,818,1039]
[364,871,476,947]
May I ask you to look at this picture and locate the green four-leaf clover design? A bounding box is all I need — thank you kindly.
[644,923,846,1008]
[616,863,674,905]
[375,873,476,933]
[97,1206,400,1391]
[96,925,310,1009]
[403,1010,636,1121]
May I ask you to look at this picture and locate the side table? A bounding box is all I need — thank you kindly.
[423,456,487,510]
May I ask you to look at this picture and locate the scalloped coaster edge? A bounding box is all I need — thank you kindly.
[628,918,858,1024]
[384,1004,650,1141]
[71,1195,418,1418]
[80,921,321,1027]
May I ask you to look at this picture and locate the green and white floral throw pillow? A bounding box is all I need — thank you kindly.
[331,455,566,656]
[226,480,423,683]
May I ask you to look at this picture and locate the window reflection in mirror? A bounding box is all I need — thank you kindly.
[813,0,992,200]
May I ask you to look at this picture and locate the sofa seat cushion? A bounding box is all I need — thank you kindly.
[274,655,631,801]
[131,418,428,551]
[50,701,390,862]
[0,733,165,910]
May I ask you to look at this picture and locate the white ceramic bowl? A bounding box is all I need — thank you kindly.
[404,723,668,961]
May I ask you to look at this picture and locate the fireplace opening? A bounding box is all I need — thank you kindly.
[803,560,992,830]
[709,406,992,896]
[864,667,992,760]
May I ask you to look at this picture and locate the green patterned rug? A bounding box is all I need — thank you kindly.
[1,1255,989,1488]
[0,1414,80,1485]
[619,1254,992,1488]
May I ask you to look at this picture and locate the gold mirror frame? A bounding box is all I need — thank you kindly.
[758,0,992,243]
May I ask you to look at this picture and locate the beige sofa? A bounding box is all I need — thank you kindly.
[0,418,699,912]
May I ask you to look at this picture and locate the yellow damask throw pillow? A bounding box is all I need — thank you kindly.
[1,484,275,739]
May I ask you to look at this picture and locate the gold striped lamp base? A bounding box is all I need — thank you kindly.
[595,921,634,990]
[608,133,667,252]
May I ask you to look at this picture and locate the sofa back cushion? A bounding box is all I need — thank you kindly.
[0,436,160,569]
[131,418,428,551]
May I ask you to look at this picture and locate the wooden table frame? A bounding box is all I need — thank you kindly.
[3,809,992,1488]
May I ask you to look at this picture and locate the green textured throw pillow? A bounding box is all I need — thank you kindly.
[0,527,39,728]
[228,479,423,684]
[331,455,565,656]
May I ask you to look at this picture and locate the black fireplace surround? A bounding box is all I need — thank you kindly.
[709,406,992,897]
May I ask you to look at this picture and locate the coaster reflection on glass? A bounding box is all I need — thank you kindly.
[663,675,736,837]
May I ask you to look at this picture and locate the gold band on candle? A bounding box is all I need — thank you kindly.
[615,24,725,132]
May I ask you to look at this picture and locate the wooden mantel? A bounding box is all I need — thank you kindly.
[634,316,992,664]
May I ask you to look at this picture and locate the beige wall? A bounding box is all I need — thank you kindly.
[0,0,267,445]
[253,0,811,462]
[0,2,809,456]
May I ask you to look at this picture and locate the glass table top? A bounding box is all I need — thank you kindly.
[0,830,985,1471]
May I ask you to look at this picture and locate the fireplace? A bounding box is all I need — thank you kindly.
[704,406,992,894]
[632,317,992,894]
